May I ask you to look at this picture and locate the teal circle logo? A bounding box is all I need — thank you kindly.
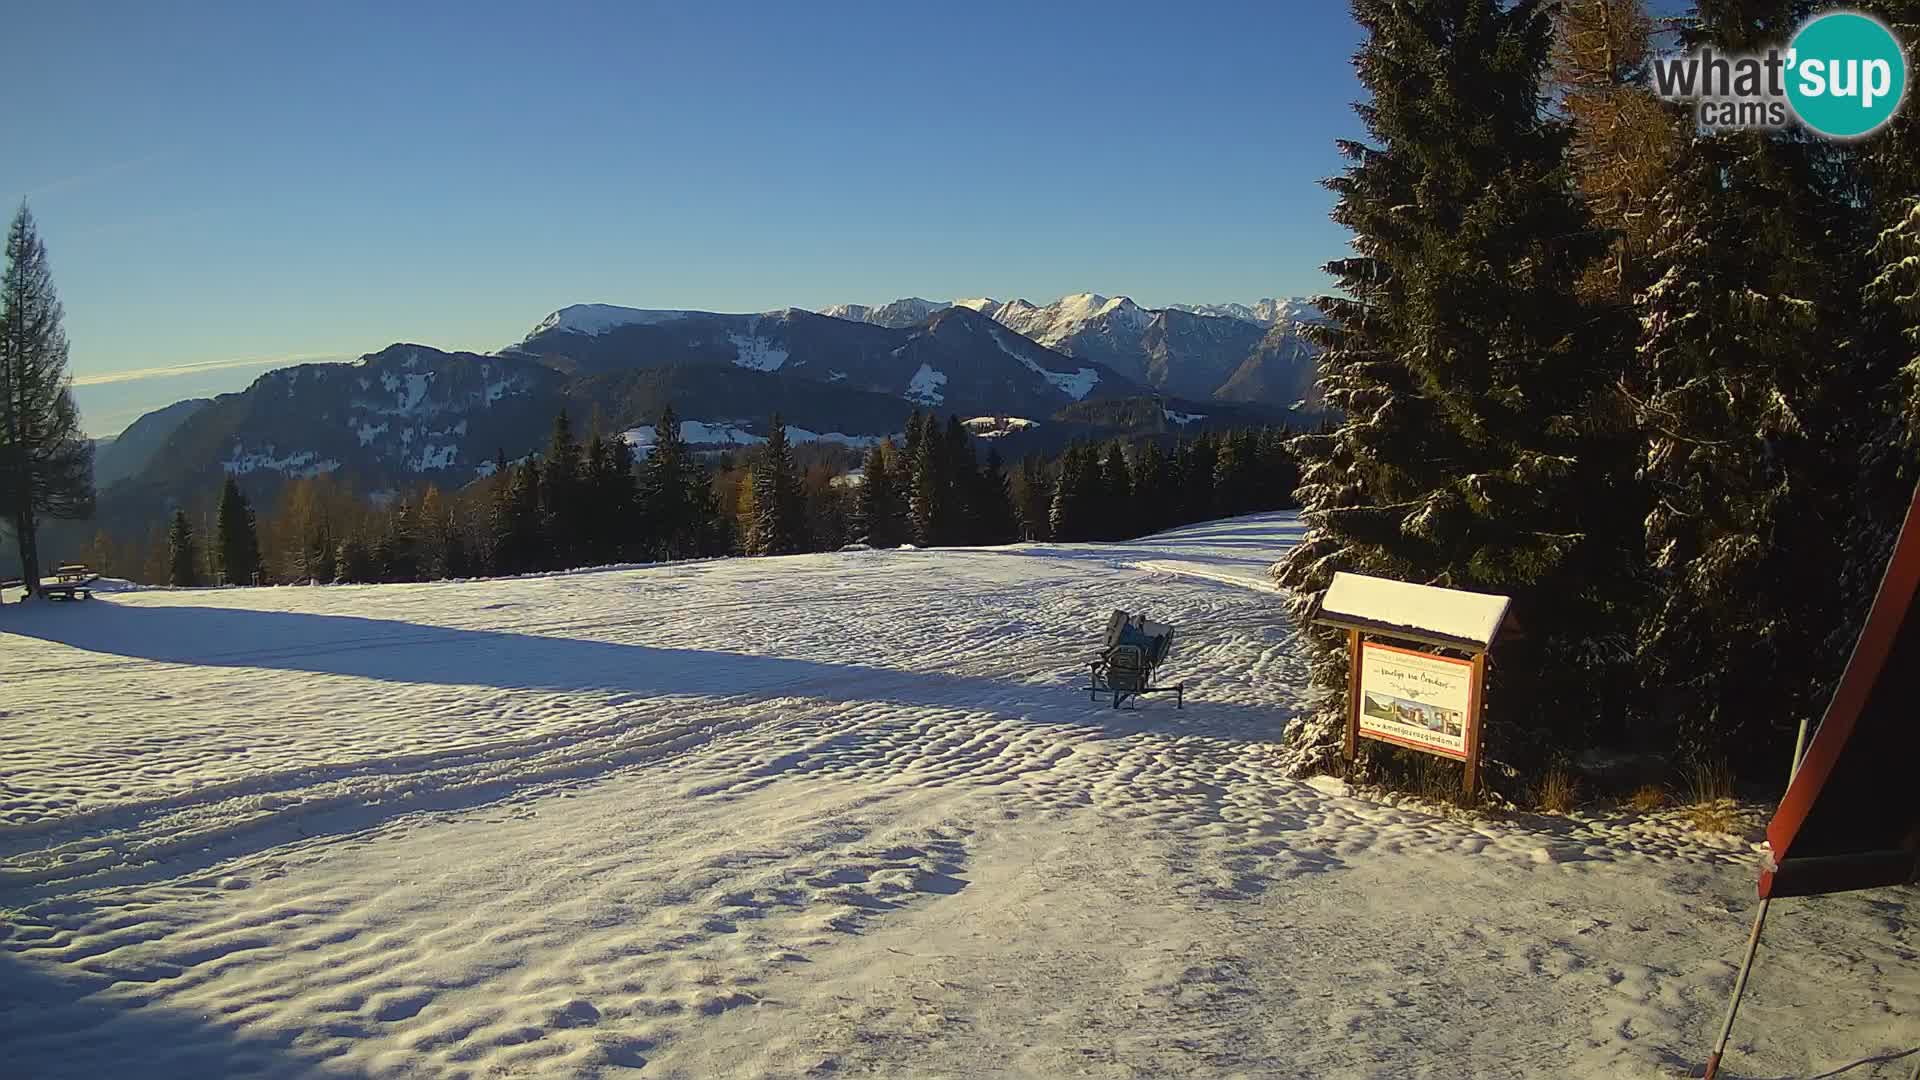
[1786,11,1908,138]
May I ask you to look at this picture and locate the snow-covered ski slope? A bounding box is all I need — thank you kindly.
[1,513,1913,1079]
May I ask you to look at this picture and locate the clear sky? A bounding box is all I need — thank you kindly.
[8,1,1367,435]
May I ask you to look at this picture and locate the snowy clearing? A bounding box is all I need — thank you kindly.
[1,514,1914,1079]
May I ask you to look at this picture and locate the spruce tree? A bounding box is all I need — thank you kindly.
[749,415,805,555]
[1274,0,1631,779]
[542,409,583,568]
[909,415,948,547]
[382,501,420,583]
[334,534,376,584]
[1631,1,1879,767]
[855,441,903,547]
[1049,444,1089,541]
[1181,437,1218,526]
[944,415,978,544]
[0,205,93,595]
[976,446,1020,545]
[215,476,262,585]
[1099,442,1133,540]
[1013,453,1052,541]
[167,510,200,587]
[641,406,700,560]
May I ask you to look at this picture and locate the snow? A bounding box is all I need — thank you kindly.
[728,331,788,373]
[0,513,1909,1080]
[530,304,718,337]
[619,422,886,458]
[223,445,341,478]
[905,363,947,405]
[354,421,389,447]
[1318,570,1512,649]
[985,323,1099,401]
[1164,408,1207,425]
[962,416,1039,439]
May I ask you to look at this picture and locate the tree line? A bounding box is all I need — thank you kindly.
[111,407,1303,587]
[1273,0,1920,792]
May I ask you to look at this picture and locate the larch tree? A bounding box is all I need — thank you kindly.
[0,204,93,595]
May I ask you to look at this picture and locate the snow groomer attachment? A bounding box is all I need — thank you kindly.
[1088,610,1182,709]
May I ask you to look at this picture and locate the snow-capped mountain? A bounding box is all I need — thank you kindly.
[817,297,948,329]
[512,303,1132,419]
[823,293,1322,406]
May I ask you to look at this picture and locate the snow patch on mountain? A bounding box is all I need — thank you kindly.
[223,445,341,478]
[620,422,888,458]
[729,332,789,373]
[962,416,1039,438]
[984,323,1098,401]
[1164,409,1207,425]
[531,304,720,338]
[906,364,948,406]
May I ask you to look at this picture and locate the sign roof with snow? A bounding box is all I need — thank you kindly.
[1312,572,1511,652]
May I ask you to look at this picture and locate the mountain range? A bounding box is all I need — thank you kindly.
[71,294,1323,554]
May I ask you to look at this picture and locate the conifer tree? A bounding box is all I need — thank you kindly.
[1180,437,1218,526]
[976,446,1020,545]
[1012,454,1052,541]
[334,534,376,584]
[0,205,93,595]
[749,415,805,555]
[944,415,978,544]
[855,440,905,547]
[1098,442,1133,540]
[380,501,420,583]
[909,415,949,547]
[1630,1,1878,766]
[1049,444,1091,541]
[641,406,702,560]
[542,409,583,568]
[1132,440,1169,533]
[1274,0,1631,777]
[167,509,200,587]
[215,476,261,585]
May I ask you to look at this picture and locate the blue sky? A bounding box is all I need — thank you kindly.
[9,1,1367,435]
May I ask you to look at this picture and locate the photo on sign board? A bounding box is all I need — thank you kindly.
[1357,642,1474,759]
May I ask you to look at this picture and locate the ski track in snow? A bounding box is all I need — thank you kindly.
[1,513,1914,1079]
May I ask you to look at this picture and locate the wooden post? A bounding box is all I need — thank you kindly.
[1344,628,1362,762]
[1462,650,1487,800]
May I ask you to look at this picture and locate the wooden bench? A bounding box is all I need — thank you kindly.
[3,565,101,602]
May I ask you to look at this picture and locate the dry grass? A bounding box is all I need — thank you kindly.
[1533,765,1579,815]
[1684,759,1738,834]
[1626,784,1668,812]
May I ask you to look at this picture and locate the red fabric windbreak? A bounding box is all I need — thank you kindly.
[1759,483,1920,899]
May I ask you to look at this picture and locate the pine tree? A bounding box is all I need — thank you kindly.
[1630,2,1879,768]
[542,409,583,569]
[167,510,199,587]
[334,534,376,584]
[1012,453,1052,541]
[944,416,978,544]
[215,476,261,585]
[1274,0,1632,779]
[381,501,420,582]
[976,446,1020,545]
[854,440,904,547]
[748,415,805,555]
[909,414,949,547]
[1098,441,1133,540]
[1180,437,1218,527]
[0,205,93,595]
[1132,440,1169,533]
[641,406,701,560]
[1049,444,1091,541]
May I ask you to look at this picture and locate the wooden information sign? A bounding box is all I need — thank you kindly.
[1308,572,1509,798]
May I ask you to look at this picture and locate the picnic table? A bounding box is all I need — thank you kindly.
[1,564,101,602]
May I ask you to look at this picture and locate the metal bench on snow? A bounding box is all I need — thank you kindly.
[1088,610,1184,709]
